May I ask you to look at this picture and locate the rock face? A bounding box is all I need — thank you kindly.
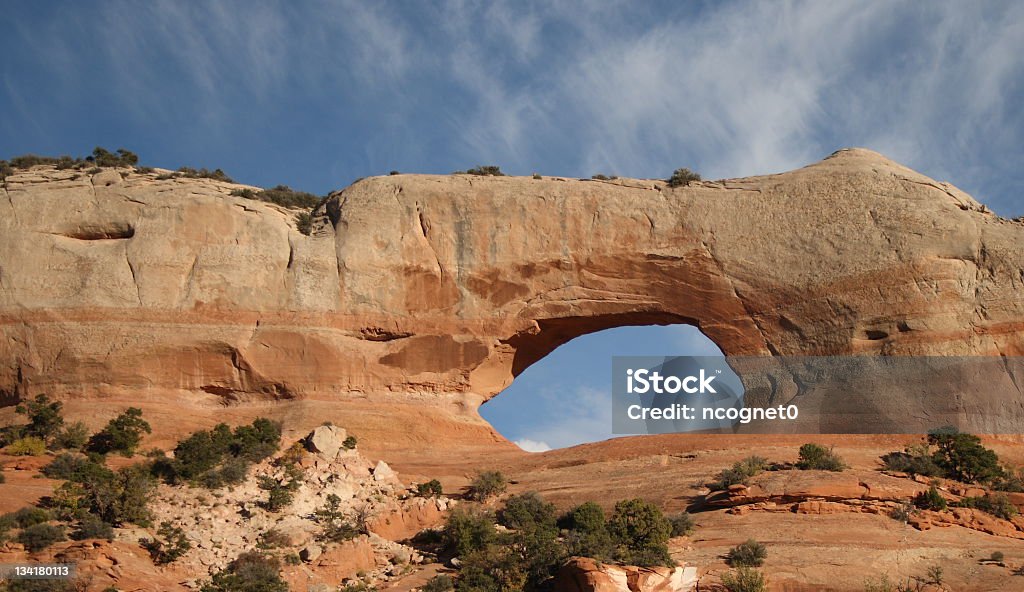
[554,557,697,592]
[1,149,1023,450]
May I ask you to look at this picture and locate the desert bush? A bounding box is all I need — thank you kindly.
[468,470,507,501]
[89,147,138,167]
[562,501,613,560]
[990,551,1005,563]
[42,453,112,483]
[86,407,151,456]
[912,485,947,511]
[295,212,313,235]
[928,428,1003,484]
[7,436,46,456]
[343,435,358,450]
[159,418,280,487]
[15,394,65,443]
[258,185,320,209]
[314,493,361,542]
[443,507,495,557]
[721,567,768,592]
[666,168,701,187]
[709,456,768,490]
[200,551,288,592]
[880,443,943,478]
[461,165,504,176]
[416,479,444,498]
[257,463,303,512]
[668,512,696,536]
[796,443,846,471]
[421,574,454,592]
[607,498,673,567]
[9,507,51,528]
[141,521,192,564]
[18,523,65,552]
[727,539,767,567]
[959,493,1018,520]
[72,515,113,541]
[79,464,155,527]
[532,173,542,179]
[889,501,914,523]
[54,421,90,450]
[257,528,292,550]
[174,166,234,182]
[591,174,610,180]
[499,492,556,531]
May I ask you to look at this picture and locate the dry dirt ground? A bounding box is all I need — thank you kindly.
[5,432,1024,590]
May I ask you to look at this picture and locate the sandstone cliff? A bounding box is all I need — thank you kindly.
[2,149,1022,452]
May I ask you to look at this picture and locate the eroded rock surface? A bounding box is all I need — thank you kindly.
[2,149,1023,450]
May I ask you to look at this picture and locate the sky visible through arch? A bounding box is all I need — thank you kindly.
[3,1,1023,448]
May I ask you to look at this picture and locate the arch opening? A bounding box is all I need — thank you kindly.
[480,323,732,452]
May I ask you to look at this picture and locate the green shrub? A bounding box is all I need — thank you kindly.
[461,165,504,176]
[54,422,89,450]
[880,443,943,477]
[314,494,361,542]
[668,512,696,536]
[443,507,495,557]
[468,470,507,501]
[709,456,768,490]
[666,168,701,187]
[41,453,113,483]
[80,464,156,527]
[421,574,454,592]
[928,428,1003,484]
[72,515,113,541]
[200,551,288,592]
[607,498,673,567]
[295,212,313,235]
[15,394,65,443]
[417,479,443,497]
[499,492,556,531]
[532,173,542,180]
[257,464,303,512]
[10,507,51,528]
[7,436,46,456]
[913,485,947,511]
[86,408,151,456]
[960,493,1018,520]
[158,418,280,487]
[563,501,613,560]
[18,523,66,552]
[991,551,1005,563]
[796,443,846,471]
[721,567,768,592]
[175,167,234,183]
[89,147,138,168]
[141,521,192,564]
[591,174,610,180]
[727,539,767,567]
[257,185,320,209]
[257,528,292,550]
[343,435,358,450]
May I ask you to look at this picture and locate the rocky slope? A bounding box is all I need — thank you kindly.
[2,149,1023,455]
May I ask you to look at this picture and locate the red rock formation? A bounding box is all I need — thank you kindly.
[2,149,1022,453]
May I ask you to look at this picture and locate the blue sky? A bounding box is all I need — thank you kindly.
[4,1,1023,449]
